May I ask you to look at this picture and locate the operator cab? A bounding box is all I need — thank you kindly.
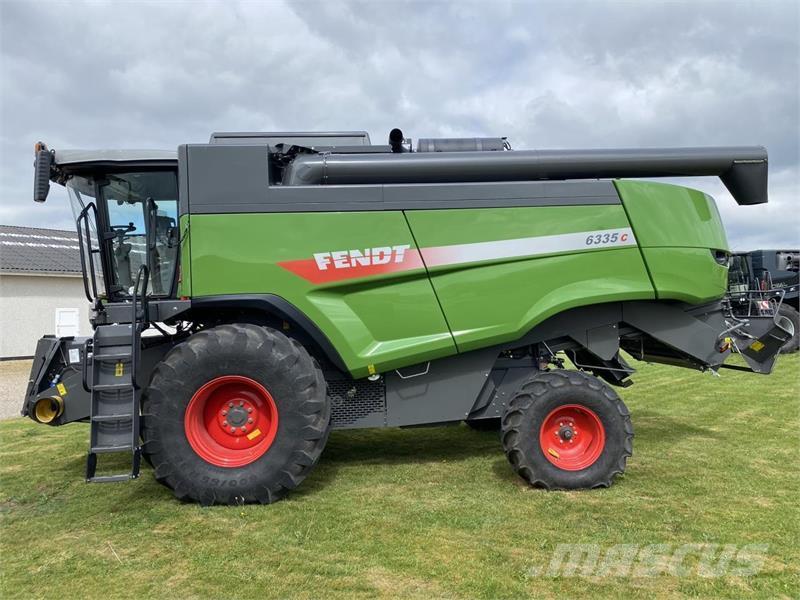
[34,144,178,305]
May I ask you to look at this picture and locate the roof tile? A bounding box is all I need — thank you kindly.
[0,225,82,274]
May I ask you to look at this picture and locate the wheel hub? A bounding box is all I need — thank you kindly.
[558,425,574,441]
[184,375,279,468]
[539,404,606,471]
[217,400,255,436]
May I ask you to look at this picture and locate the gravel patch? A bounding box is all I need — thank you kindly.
[0,360,31,420]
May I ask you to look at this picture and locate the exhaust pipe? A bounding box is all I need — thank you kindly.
[388,128,406,153]
[33,396,64,424]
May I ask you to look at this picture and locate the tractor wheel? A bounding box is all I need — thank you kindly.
[777,304,800,353]
[465,418,501,431]
[501,370,633,489]
[141,323,330,505]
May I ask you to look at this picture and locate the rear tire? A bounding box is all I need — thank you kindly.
[141,324,330,505]
[501,370,633,489]
[778,304,799,353]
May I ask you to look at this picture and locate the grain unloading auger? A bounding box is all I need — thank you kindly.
[22,130,791,503]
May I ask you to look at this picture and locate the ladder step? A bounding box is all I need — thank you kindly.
[87,318,144,483]
[91,444,133,454]
[93,352,132,361]
[92,383,134,392]
[88,474,136,483]
[91,413,133,422]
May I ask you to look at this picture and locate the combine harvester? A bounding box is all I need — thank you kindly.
[727,249,799,353]
[23,130,792,504]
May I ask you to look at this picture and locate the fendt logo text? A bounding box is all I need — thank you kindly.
[313,244,411,270]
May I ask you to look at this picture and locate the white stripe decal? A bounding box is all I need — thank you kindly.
[421,228,636,268]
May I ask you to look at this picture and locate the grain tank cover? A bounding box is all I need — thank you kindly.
[210,131,371,147]
[416,137,510,152]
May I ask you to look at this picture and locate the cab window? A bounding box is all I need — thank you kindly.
[101,171,178,297]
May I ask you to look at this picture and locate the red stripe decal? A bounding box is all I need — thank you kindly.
[278,247,424,284]
[278,228,636,284]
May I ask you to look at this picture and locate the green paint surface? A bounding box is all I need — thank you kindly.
[405,206,654,350]
[615,180,729,250]
[615,180,729,301]
[642,247,729,303]
[186,184,732,375]
[189,211,454,376]
[177,214,191,298]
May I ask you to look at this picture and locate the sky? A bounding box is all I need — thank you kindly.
[1,0,798,250]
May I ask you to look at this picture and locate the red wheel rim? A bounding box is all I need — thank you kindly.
[184,375,279,468]
[538,404,605,471]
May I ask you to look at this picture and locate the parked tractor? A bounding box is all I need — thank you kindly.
[23,131,792,505]
[727,250,799,353]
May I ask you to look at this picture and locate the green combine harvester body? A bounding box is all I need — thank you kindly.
[184,181,728,376]
[21,130,792,503]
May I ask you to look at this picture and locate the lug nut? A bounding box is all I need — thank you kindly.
[247,407,253,413]
[223,421,228,427]
[228,402,234,408]
[248,418,253,424]
[222,410,227,416]
[230,427,236,433]
[239,401,244,407]
[241,426,246,431]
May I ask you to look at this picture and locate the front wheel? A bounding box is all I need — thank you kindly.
[501,370,633,489]
[141,324,330,505]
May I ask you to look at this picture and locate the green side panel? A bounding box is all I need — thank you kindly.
[614,180,729,250]
[189,212,455,376]
[405,206,655,351]
[408,205,632,247]
[615,180,730,302]
[642,247,729,304]
[178,214,191,297]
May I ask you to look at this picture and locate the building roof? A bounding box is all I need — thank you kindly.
[0,225,83,275]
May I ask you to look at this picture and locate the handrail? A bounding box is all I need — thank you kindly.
[81,339,92,393]
[131,264,150,388]
[75,202,100,303]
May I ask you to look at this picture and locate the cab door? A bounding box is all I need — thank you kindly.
[98,171,179,298]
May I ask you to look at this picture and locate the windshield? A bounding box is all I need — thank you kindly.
[101,171,178,297]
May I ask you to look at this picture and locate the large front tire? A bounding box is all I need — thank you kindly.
[141,324,330,505]
[501,370,633,489]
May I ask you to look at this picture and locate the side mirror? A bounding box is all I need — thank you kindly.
[33,142,52,203]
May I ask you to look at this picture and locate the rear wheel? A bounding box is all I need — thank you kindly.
[141,324,330,505]
[777,304,799,353]
[501,370,633,489]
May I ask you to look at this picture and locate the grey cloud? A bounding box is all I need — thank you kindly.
[1,0,797,248]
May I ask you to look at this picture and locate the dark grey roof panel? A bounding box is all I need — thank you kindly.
[54,149,177,166]
[0,225,82,274]
[210,131,371,146]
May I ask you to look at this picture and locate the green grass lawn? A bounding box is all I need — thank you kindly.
[1,354,798,599]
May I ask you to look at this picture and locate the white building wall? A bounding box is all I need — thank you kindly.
[0,273,92,358]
